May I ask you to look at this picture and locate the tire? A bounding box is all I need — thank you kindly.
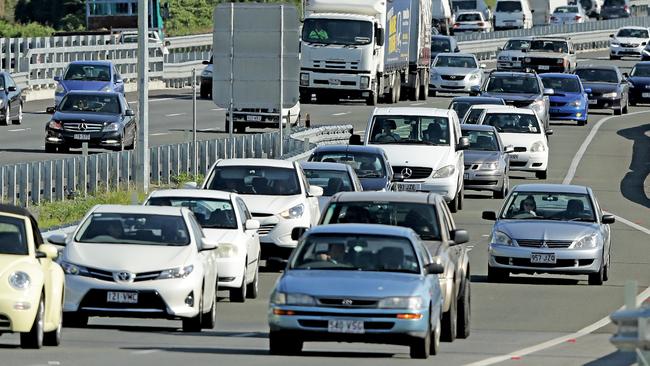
[614,106,622,115]
[182,292,203,332]
[269,331,302,355]
[457,279,471,339]
[410,75,421,101]
[457,186,464,211]
[588,260,605,285]
[3,104,10,126]
[62,312,87,327]
[366,86,378,106]
[12,103,22,125]
[45,144,57,153]
[21,297,44,349]
[234,124,246,134]
[535,170,547,180]
[202,285,217,329]
[128,129,137,150]
[246,261,259,299]
[200,85,210,99]
[577,119,585,126]
[430,314,441,356]
[429,90,437,97]
[229,266,247,303]
[609,54,620,60]
[441,293,457,342]
[44,305,62,346]
[449,191,459,213]
[410,320,431,359]
[494,176,508,199]
[622,97,629,114]
[419,73,427,100]
[487,265,509,282]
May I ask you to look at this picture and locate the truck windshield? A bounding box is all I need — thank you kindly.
[452,0,478,10]
[302,19,373,45]
[369,115,451,146]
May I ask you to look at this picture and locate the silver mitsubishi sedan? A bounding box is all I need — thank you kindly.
[482,184,615,285]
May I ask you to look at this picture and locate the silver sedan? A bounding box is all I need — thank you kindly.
[482,184,615,285]
[429,53,485,96]
[461,124,512,198]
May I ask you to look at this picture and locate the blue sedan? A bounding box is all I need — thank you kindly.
[540,73,590,126]
[268,224,445,358]
[54,61,125,107]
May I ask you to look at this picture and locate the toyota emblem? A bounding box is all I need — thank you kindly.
[114,271,134,282]
[341,299,353,306]
[79,123,87,131]
[401,167,413,179]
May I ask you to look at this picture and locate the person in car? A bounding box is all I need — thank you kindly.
[374,120,400,142]
[316,243,347,264]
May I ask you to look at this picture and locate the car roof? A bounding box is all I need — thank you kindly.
[469,104,514,109]
[372,107,452,118]
[306,223,418,239]
[313,144,385,155]
[63,90,122,96]
[451,96,504,103]
[575,65,619,71]
[92,204,186,216]
[68,60,113,66]
[216,158,294,169]
[484,105,527,113]
[512,184,589,194]
[330,191,442,204]
[490,71,539,78]
[0,204,33,219]
[617,26,648,30]
[633,61,650,66]
[147,189,234,201]
[435,52,476,58]
[461,124,499,132]
[300,161,351,171]
[539,73,580,79]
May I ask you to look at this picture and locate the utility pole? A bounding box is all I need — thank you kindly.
[136,0,150,192]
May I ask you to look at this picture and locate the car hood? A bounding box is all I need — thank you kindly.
[464,150,501,163]
[359,177,390,191]
[613,37,647,44]
[498,50,525,59]
[434,66,479,75]
[53,111,121,123]
[0,256,34,278]
[629,76,650,86]
[582,82,620,93]
[374,145,453,170]
[59,80,111,92]
[481,92,538,103]
[523,51,564,58]
[239,194,304,216]
[278,270,424,298]
[498,133,544,148]
[495,220,600,241]
[63,243,192,272]
[549,91,583,101]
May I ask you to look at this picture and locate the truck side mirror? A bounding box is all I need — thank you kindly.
[376,27,385,46]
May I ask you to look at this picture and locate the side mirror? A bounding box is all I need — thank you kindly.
[202,60,210,65]
[115,78,123,84]
[543,88,554,96]
[482,211,497,221]
[37,243,59,259]
[623,72,629,79]
[480,63,487,69]
[291,227,308,241]
[309,185,324,197]
[601,214,615,224]
[46,106,56,114]
[183,181,198,189]
[504,145,515,153]
[470,85,481,96]
[425,262,445,275]
[349,134,363,145]
[457,136,470,150]
[546,129,554,136]
[376,27,385,46]
[245,219,260,231]
[497,46,503,52]
[392,172,405,182]
[201,239,218,251]
[125,109,135,116]
[450,229,470,245]
[7,86,16,92]
[454,47,460,53]
[584,87,592,94]
[54,76,61,82]
[47,233,67,246]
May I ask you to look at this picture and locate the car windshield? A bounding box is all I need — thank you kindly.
[457,13,482,21]
[462,129,500,151]
[434,56,477,68]
[0,216,27,255]
[504,39,530,51]
[290,234,420,273]
[64,64,111,82]
[485,76,540,94]
[75,213,191,246]
[604,0,626,5]
[483,113,541,133]
[432,38,452,53]
[59,94,121,114]
[617,28,648,38]
[529,40,568,53]
[501,192,596,221]
[310,152,386,179]
[145,197,238,229]
[464,108,488,124]
[369,115,451,145]
[496,1,523,12]
[453,0,478,9]
[451,102,472,120]
[631,65,650,77]
[574,68,619,83]
[206,166,301,196]
[554,6,579,12]
[303,169,355,196]
[541,77,581,93]
[302,19,373,45]
[321,202,441,240]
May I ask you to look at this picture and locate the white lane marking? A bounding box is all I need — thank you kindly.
[8,128,30,132]
[48,362,61,365]
[165,113,186,117]
[150,97,174,103]
[410,102,426,106]
[332,112,349,116]
[212,108,225,111]
[564,110,648,185]
[150,132,170,136]
[609,213,650,236]
[131,349,159,355]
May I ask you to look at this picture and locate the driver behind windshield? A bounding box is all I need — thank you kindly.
[374,119,400,142]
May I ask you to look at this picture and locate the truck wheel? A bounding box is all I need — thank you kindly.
[419,72,427,100]
[396,78,403,101]
[388,78,398,104]
[366,87,378,106]
[411,76,421,101]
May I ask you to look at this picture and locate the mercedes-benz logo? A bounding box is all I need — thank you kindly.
[79,123,87,131]
[401,167,413,179]
[114,271,134,282]
[341,299,353,306]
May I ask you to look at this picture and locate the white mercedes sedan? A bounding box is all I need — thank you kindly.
[53,205,219,332]
[144,189,261,302]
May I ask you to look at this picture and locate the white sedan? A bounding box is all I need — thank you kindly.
[144,189,261,302]
[53,205,219,332]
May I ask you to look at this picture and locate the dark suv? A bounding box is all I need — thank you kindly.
[471,70,552,131]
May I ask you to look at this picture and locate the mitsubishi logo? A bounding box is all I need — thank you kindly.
[341,299,353,306]
[79,123,87,131]
[401,167,413,179]
[114,271,134,282]
[541,241,548,248]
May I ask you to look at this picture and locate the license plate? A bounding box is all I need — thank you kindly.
[463,173,469,179]
[444,81,461,86]
[509,154,519,160]
[530,253,556,264]
[328,319,364,334]
[74,133,90,140]
[550,108,560,113]
[512,62,521,67]
[539,65,550,70]
[329,79,340,86]
[643,93,650,98]
[106,291,138,304]
[394,183,421,192]
[246,115,262,121]
[588,99,598,105]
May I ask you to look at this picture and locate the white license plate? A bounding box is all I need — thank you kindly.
[588,99,598,105]
[74,133,90,140]
[106,291,138,304]
[509,154,519,160]
[246,115,262,121]
[539,65,550,70]
[530,253,556,264]
[512,61,521,67]
[444,82,461,86]
[328,319,364,334]
[643,93,650,98]
[463,173,469,179]
[329,79,340,86]
[395,183,421,192]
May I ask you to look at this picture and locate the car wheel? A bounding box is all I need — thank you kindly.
[366,87,378,106]
[269,330,302,355]
[430,313,441,355]
[62,312,87,327]
[609,55,620,60]
[12,103,22,125]
[58,145,70,154]
[535,170,547,180]
[622,97,629,114]
[494,176,508,199]
[43,305,62,346]
[246,260,260,299]
[577,119,585,126]
[441,293,457,342]
[3,104,10,126]
[182,291,203,332]
[410,317,431,359]
[45,144,57,153]
[614,106,622,115]
[234,125,246,134]
[457,186,464,210]
[487,265,509,282]
[20,297,44,349]
[428,90,437,97]
[448,191,459,213]
[588,255,605,285]
[457,279,471,339]
[201,284,217,329]
[229,266,247,303]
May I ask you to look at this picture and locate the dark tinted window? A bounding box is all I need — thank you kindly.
[457,13,482,21]
[496,1,523,12]
[574,68,618,83]
[432,38,452,52]
[64,64,111,82]
[541,77,581,93]
[370,115,451,145]
[616,28,648,38]
[75,213,191,246]
[462,129,500,151]
[631,65,650,77]
[206,166,301,196]
[0,216,27,255]
[60,94,121,114]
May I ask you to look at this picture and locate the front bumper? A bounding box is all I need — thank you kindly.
[463,167,505,192]
[0,292,40,333]
[429,76,481,93]
[549,104,588,121]
[255,214,311,259]
[299,70,373,100]
[610,44,644,57]
[497,60,523,71]
[488,244,602,274]
[587,96,621,109]
[523,63,568,73]
[508,151,548,172]
[216,256,246,289]
[45,129,124,149]
[393,174,459,202]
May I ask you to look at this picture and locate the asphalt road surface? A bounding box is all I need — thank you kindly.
[0,49,648,365]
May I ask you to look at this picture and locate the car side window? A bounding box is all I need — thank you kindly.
[6,75,16,88]
[114,67,122,81]
[296,165,311,194]
[438,200,456,235]
[236,198,251,227]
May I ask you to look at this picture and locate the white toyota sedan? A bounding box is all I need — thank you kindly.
[54,205,219,332]
[144,189,261,302]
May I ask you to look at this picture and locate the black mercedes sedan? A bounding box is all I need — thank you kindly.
[573,65,630,115]
[44,91,137,153]
[0,71,24,126]
[628,61,650,106]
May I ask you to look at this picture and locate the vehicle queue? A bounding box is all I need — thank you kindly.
[2,25,643,358]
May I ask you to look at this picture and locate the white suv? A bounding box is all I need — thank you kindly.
[365,107,469,212]
[201,159,323,267]
[609,26,650,60]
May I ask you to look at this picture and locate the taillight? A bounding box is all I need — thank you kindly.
[454,23,460,28]
[575,15,582,20]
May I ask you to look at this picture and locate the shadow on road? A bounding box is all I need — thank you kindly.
[123,346,395,358]
[584,350,636,366]
[83,323,179,333]
[549,121,582,127]
[617,123,650,209]
[471,274,580,286]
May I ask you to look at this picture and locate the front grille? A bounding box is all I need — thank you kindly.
[391,166,433,179]
[314,79,356,86]
[297,320,394,330]
[527,58,562,66]
[257,224,276,236]
[550,101,566,107]
[465,179,498,185]
[83,267,162,282]
[441,74,465,81]
[465,164,479,170]
[620,43,639,48]
[495,256,594,267]
[78,289,167,311]
[510,161,527,167]
[63,122,104,132]
[317,298,378,308]
[515,239,573,248]
[312,60,359,70]
[504,100,533,108]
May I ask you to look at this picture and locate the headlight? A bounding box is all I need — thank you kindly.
[378,296,423,309]
[271,292,316,306]
[47,120,62,130]
[432,165,455,178]
[524,57,531,63]
[491,231,513,246]
[498,56,509,61]
[300,72,309,86]
[430,71,439,79]
[100,85,112,92]
[610,42,620,46]
[570,99,582,107]
[529,100,545,112]
[556,58,564,64]
[270,291,286,304]
[602,92,618,98]
[280,204,304,219]
[480,162,498,170]
[103,122,120,132]
[8,271,31,290]
[201,69,212,77]
[360,76,370,89]
[469,73,480,80]
[572,234,598,249]
[216,243,238,258]
[530,140,546,152]
[157,265,194,280]
[60,261,89,276]
[55,84,64,94]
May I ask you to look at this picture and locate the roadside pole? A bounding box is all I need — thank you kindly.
[279,4,284,156]
[135,0,149,192]
[192,68,198,177]
[228,2,234,152]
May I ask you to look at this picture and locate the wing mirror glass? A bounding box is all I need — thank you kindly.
[482,211,497,221]
[376,27,385,46]
[470,85,481,96]
[291,227,308,241]
[309,185,323,197]
[47,233,67,246]
[451,229,470,245]
[601,214,615,224]
[426,263,445,274]
[504,145,515,153]
[349,134,363,145]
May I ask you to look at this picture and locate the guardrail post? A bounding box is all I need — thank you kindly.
[66,158,76,199]
[180,143,190,175]
[88,155,98,195]
[18,164,28,207]
[30,162,41,206]
[54,160,64,201]
[7,165,17,205]
[151,146,161,185]
[199,141,208,175]
[0,166,5,203]
[77,156,87,198]
[110,153,120,191]
[171,145,180,178]
[208,140,217,168]
[120,151,130,190]
[161,145,171,185]
[42,161,52,203]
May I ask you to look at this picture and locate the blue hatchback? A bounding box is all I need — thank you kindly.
[540,73,590,126]
[54,61,125,107]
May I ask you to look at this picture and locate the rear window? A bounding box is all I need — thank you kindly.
[457,13,482,21]
[496,1,523,12]
[604,0,626,6]
[482,113,541,134]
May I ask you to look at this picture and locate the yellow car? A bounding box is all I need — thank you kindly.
[0,204,64,348]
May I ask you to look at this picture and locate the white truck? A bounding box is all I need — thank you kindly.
[434,0,456,35]
[299,0,432,106]
[530,0,569,25]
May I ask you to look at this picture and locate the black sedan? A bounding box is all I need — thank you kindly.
[0,71,24,126]
[44,91,137,153]
[628,61,650,106]
[573,65,630,115]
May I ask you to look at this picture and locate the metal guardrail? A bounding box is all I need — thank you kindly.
[0,125,353,207]
[610,281,650,365]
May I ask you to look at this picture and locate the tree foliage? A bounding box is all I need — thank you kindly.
[0,19,54,37]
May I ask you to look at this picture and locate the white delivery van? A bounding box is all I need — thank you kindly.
[494,0,534,30]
